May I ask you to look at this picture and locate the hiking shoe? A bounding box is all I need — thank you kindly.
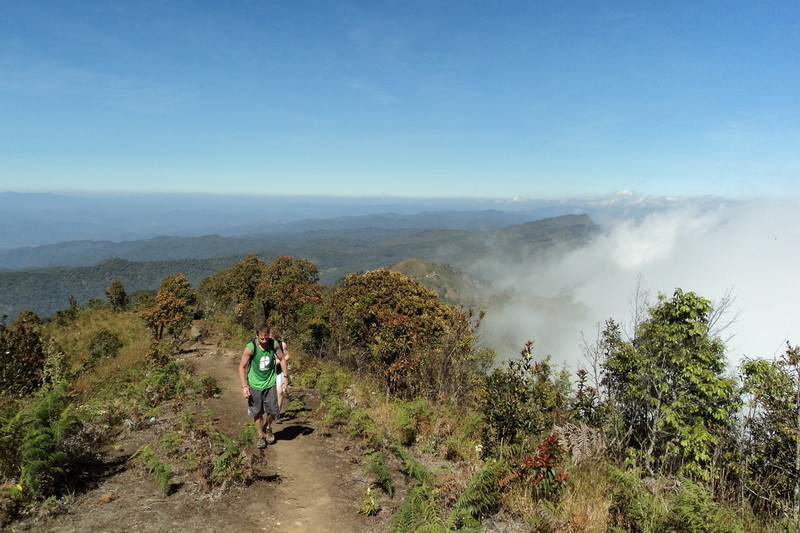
[264,427,276,445]
[256,436,267,449]
[275,414,283,425]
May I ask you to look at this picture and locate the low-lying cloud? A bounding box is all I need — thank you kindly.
[473,198,799,372]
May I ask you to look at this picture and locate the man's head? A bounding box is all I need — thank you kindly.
[256,323,270,344]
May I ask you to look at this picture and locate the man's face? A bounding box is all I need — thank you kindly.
[257,333,269,345]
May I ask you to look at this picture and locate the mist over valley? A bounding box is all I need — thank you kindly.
[0,192,795,371]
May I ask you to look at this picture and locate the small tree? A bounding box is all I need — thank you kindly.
[601,289,739,479]
[740,342,800,517]
[104,280,128,312]
[139,274,196,355]
[482,341,568,457]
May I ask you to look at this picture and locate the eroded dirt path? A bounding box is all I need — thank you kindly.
[195,341,391,533]
[11,333,395,533]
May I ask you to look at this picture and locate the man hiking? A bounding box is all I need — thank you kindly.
[239,324,286,448]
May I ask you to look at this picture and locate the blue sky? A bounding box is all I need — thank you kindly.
[1,1,798,200]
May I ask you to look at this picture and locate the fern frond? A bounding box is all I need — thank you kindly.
[364,450,395,497]
[130,445,174,496]
[389,484,445,533]
[450,461,501,520]
[391,444,435,485]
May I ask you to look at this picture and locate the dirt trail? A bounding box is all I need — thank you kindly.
[10,332,394,533]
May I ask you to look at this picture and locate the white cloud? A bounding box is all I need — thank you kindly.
[474,199,799,372]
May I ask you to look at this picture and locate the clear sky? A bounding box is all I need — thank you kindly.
[1,1,798,200]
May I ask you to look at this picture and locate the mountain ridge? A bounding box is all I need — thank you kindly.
[0,214,600,319]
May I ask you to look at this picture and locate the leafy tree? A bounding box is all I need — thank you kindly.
[104,280,129,312]
[0,311,46,397]
[740,342,800,517]
[254,255,323,338]
[326,269,484,399]
[601,289,739,479]
[139,274,196,353]
[199,254,268,327]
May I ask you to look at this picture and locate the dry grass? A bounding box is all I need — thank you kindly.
[557,461,612,532]
[498,460,612,532]
[46,308,151,399]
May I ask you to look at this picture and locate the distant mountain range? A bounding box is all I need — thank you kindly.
[0,213,599,319]
[0,191,694,249]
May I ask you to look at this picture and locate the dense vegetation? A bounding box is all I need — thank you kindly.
[1,250,798,531]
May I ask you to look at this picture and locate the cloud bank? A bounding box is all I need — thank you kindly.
[475,198,799,371]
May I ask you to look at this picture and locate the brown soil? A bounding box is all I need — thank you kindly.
[5,331,401,533]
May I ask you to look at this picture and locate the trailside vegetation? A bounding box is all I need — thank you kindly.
[0,252,798,531]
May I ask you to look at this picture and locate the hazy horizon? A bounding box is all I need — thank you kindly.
[0,190,796,374]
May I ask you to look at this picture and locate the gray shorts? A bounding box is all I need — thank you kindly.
[247,385,278,417]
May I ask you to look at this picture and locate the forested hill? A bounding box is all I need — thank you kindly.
[0,214,598,320]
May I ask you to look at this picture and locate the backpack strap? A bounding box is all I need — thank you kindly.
[247,337,258,367]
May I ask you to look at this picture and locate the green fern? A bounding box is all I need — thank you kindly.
[662,478,745,533]
[364,450,394,497]
[389,484,446,533]
[210,433,247,483]
[346,409,381,448]
[391,444,435,485]
[447,461,501,527]
[16,384,82,500]
[130,445,174,496]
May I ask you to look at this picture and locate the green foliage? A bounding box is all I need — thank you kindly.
[0,256,233,321]
[662,478,745,532]
[85,329,123,370]
[199,254,269,327]
[572,368,605,427]
[209,433,249,484]
[449,461,501,525]
[607,467,661,532]
[391,399,432,446]
[364,451,395,497]
[442,427,482,462]
[740,342,800,516]
[138,361,188,407]
[104,279,129,311]
[481,342,567,458]
[0,312,46,397]
[256,255,323,338]
[194,374,221,398]
[130,445,174,497]
[392,444,436,486]
[358,486,381,516]
[326,269,484,400]
[601,290,740,479]
[607,467,746,533]
[139,273,196,350]
[321,396,354,427]
[3,384,87,501]
[345,408,382,448]
[389,484,444,533]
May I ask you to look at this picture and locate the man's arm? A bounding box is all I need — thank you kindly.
[239,347,253,398]
[280,342,289,378]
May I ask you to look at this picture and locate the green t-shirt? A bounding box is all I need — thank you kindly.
[246,338,278,390]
